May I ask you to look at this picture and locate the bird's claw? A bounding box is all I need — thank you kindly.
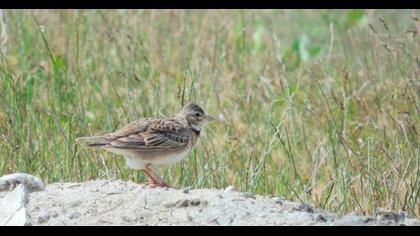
[144,181,172,189]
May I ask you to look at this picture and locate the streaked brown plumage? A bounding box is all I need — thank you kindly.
[77,103,213,188]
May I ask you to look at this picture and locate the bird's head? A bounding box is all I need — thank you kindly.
[176,103,214,132]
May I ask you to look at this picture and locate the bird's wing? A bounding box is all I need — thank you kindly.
[108,119,190,151]
[77,118,154,145]
[110,118,155,138]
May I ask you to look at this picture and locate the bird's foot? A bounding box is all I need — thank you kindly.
[144,181,172,189]
[142,165,174,189]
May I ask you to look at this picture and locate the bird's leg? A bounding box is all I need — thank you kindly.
[142,168,161,187]
[143,164,171,188]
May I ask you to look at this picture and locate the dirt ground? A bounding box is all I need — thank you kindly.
[15,179,418,226]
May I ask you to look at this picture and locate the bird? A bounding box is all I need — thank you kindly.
[76,103,214,188]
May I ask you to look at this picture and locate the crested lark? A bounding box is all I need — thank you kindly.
[77,103,214,188]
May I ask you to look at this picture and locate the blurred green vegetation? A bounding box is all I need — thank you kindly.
[0,9,419,217]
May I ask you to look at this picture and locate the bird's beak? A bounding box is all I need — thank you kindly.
[204,114,215,122]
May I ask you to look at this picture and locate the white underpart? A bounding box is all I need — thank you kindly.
[124,149,191,170]
[191,123,201,131]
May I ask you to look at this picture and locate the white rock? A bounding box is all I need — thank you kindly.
[0,173,44,192]
[182,186,193,194]
[23,179,420,226]
[224,185,235,192]
[37,210,50,224]
[0,184,30,226]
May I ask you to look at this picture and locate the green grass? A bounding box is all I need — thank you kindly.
[0,9,419,217]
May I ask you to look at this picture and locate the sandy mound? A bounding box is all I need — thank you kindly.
[1,174,419,226]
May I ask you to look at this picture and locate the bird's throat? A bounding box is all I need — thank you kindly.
[192,127,201,136]
[188,121,201,136]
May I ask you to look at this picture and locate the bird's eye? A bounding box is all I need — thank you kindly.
[195,112,201,117]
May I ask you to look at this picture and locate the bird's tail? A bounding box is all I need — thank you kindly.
[76,135,112,148]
